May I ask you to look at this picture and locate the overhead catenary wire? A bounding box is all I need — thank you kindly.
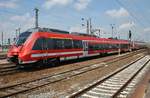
[115,0,150,42]
[115,0,148,28]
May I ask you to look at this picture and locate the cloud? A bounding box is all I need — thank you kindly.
[10,13,35,29]
[0,13,35,43]
[0,0,19,8]
[43,0,72,9]
[10,13,31,21]
[0,22,13,32]
[119,22,135,30]
[144,27,150,32]
[105,7,129,18]
[74,0,91,11]
[43,0,91,11]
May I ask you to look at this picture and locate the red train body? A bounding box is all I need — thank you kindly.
[7,28,140,65]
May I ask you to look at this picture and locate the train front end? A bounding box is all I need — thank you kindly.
[7,30,33,65]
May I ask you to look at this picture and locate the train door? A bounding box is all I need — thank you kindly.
[42,38,59,65]
[83,41,88,56]
[42,38,49,64]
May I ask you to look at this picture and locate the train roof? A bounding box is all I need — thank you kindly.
[27,27,129,44]
[27,27,69,34]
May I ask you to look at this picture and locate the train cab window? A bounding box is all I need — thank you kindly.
[64,39,73,49]
[73,40,83,49]
[15,31,32,46]
[32,37,46,50]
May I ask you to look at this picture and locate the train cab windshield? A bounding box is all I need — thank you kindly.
[15,31,32,46]
[15,28,39,46]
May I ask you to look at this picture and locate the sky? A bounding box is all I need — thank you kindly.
[0,0,150,44]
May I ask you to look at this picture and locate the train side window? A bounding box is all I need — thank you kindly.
[95,44,99,50]
[106,44,110,49]
[108,44,112,49]
[88,44,99,50]
[115,44,118,48]
[64,39,73,49]
[78,40,83,48]
[32,37,45,50]
[112,44,117,49]
[53,39,64,49]
[103,44,107,49]
[98,44,102,50]
[117,44,119,48]
[46,38,54,49]
[73,40,83,49]
[120,44,124,48]
[88,44,94,50]
[100,44,104,50]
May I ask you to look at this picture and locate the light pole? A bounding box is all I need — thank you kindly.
[1,32,3,51]
[34,8,39,28]
[18,28,21,35]
[118,31,121,56]
[110,24,115,38]
[16,29,18,38]
[81,18,92,35]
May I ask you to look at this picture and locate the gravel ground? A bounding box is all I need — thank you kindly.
[0,52,7,55]
[0,51,132,85]
[0,52,7,58]
[15,52,146,98]
[129,67,150,98]
[145,82,150,98]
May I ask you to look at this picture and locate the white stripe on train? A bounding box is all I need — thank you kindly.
[31,51,83,58]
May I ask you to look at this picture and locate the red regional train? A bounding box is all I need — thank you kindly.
[7,28,139,66]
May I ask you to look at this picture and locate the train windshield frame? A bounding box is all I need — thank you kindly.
[15,31,32,46]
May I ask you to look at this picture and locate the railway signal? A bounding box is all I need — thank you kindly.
[129,30,132,40]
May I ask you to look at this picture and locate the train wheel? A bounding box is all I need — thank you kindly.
[35,60,44,68]
[47,58,60,66]
[16,64,25,69]
[35,58,60,68]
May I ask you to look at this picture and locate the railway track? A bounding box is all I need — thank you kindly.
[0,65,19,76]
[0,50,144,76]
[0,54,6,59]
[0,51,146,97]
[0,59,18,76]
[0,59,11,65]
[68,55,150,98]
